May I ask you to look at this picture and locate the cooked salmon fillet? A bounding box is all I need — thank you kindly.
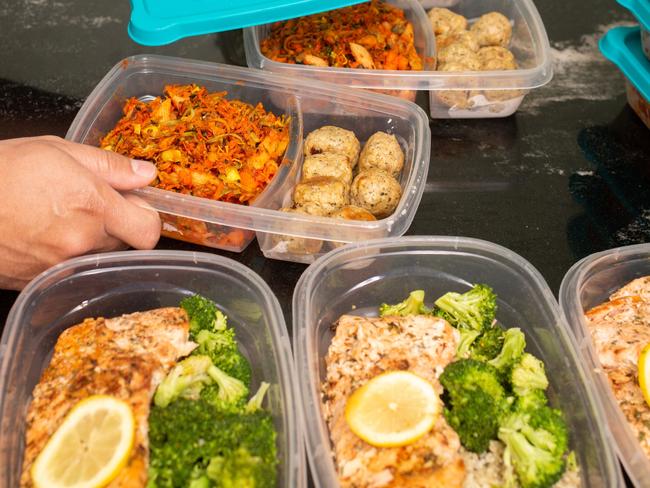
[322,314,465,488]
[20,307,196,487]
[585,276,650,457]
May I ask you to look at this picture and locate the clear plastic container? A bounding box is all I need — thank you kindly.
[427,0,551,118]
[293,236,623,488]
[66,55,431,261]
[243,0,552,118]
[0,250,305,488]
[559,243,650,487]
[243,0,436,102]
[626,80,650,129]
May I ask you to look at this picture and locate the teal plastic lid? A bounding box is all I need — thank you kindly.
[599,26,650,101]
[618,0,650,30]
[128,0,365,46]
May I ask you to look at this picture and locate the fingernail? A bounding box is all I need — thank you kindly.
[131,159,157,179]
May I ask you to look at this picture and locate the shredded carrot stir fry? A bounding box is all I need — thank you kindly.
[99,84,291,205]
[260,1,422,70]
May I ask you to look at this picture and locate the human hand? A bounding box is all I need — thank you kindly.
[0,136,161,290]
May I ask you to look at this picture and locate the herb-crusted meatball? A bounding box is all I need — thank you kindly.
[330,205,377,248]
[470,12,512,48]
[271,207,323,254]
[435,62,476,109]
[436,30,480,52]
[438,44,481,70]
[304,126,360,168]
[302,153,353,186]
[358,132,405,176]
[332,205,377,221]
[428,7,467,36]
[294,176,349,216]
[477,46,517,70]
[350,168,402,218]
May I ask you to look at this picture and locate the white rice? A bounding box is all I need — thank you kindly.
[461,440,581,488]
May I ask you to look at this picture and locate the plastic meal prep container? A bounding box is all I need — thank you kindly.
[0,250,305,488]
[66,55,431,262]
[426,0,552,118]
[559,243,650,487]
[293,236,623,488]
[244,0,436,102]
[243,0,552,118]
[600,26,650,130]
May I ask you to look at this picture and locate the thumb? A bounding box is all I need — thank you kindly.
[55,140,157,190]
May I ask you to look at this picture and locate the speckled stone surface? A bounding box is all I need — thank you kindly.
[0,3,648,482]
[1,0,648,321]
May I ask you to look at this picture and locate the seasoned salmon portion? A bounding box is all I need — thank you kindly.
[585,277,650,457]
[322,314,464,488]
[20,307,196,488]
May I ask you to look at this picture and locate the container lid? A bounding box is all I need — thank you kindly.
[600,26,650,101]
[128,0,365,46]
[618,0,650,30]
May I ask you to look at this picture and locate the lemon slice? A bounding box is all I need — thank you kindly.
[344,370,440,447]
[31,395,135,488]
[638,343,650,408]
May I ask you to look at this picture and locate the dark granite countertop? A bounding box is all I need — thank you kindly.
[0,0,648,484]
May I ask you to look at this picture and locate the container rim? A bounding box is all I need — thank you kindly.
[0,249,306,488]
[293,235,623,488]
[243,0,554,91]
[65,54,431,242]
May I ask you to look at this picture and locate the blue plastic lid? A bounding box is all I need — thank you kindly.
[128,0,366,46]
[618,0,650,30]
[599,26,650,102]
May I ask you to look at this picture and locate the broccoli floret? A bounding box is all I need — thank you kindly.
[434,284,497,331]
[511,353,549,397]
[440,358,509,452]
[206,364,249,412]
[148,399,277,488]
[181,294,228,336]
[488,327,526,376]
[246,382,270,413]
[154,355,248,412]
[188,475,210,488]
[456,329,481,358]
[206,447,274,487]
[154,355,213,408]
[498,406,569,488]
[195,328,252,386]
[470,325,505,361]
[514,389,548,412]
[379,290,431,317]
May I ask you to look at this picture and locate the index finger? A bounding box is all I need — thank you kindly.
[102,189,162,250]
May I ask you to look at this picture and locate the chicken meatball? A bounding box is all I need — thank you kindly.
[477,46,516,70]
[304,126,360,168]
[330,205,377,249]
[438,44,481,70]
[428,8,467,36]
[358,132,405,176]
[436,30,479,52]
[294,176,349,216]
[270,207,323,255]
[435,62,475,109]
[302,153,353,187]
[470,12,512,48]
[332,205,377,221]
[350,168,402,218]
